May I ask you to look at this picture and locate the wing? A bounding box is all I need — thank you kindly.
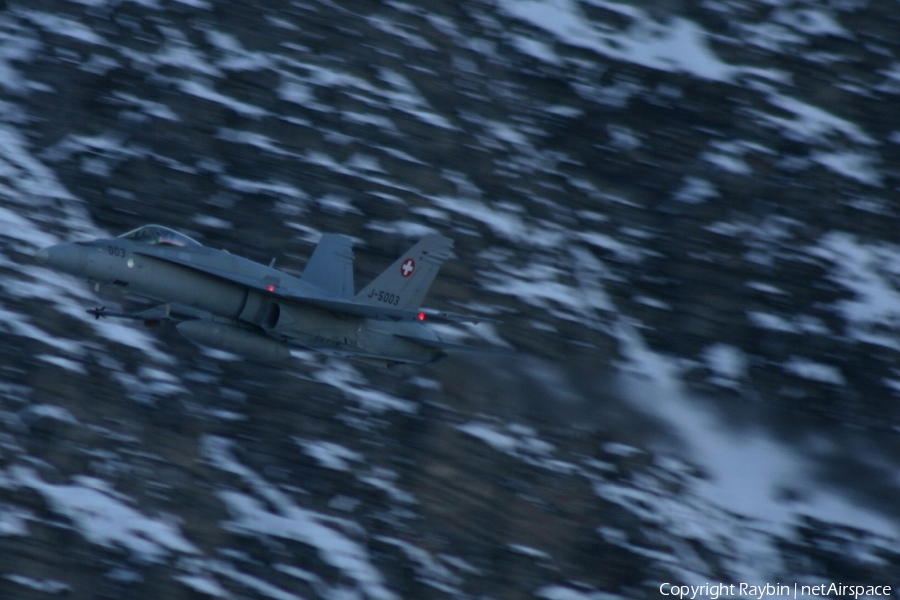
[283,294,424,321]
[418,309,498,325]
[282,298,495,324]
[394,334,515,356]
[132,248,283,294]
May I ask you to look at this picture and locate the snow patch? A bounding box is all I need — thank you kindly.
[536,585,621,600]
[296,438,363,472]
[808,232,900,351]
[703,343,748,386]
[0,504,31,536]
[6,467,197,562]
[811,150,883,187]
[783,356,846,386]
[457,421,576,473]
[499,0,738,81]
[312,360,416,414]
[613,322,900,581]
[203,436,398,600]
[3,574,71,594]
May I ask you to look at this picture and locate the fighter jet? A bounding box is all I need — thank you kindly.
[36,225,494,366]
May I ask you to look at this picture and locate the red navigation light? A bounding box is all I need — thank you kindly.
[417,312,426,321]
[267,284,276,292]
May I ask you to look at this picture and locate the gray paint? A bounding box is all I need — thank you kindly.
[35,225,475,365]
[176,320,291,362]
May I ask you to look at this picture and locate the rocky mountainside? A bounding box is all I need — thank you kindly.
[1,0,899,598]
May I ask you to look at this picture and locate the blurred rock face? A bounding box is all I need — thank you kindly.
[1,0,899,598]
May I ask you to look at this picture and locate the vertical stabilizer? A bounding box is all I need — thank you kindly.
[300,233,355,297]
[355,235,453,309]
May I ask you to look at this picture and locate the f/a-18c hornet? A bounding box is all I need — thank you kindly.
[36,225,496,367]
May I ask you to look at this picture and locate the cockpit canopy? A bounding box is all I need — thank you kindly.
[117,225,202,247]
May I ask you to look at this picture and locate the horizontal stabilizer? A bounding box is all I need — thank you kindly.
[419,310,498,325]
[283,294,422,321]
[394,334,514,356]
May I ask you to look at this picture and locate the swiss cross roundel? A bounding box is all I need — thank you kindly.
[400,258,416,277]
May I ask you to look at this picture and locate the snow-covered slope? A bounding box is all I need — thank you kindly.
[1,0,899,598]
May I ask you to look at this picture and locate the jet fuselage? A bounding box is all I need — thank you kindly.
[37,235,442,364]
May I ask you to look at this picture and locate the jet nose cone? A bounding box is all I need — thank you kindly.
[35,243,88,275]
